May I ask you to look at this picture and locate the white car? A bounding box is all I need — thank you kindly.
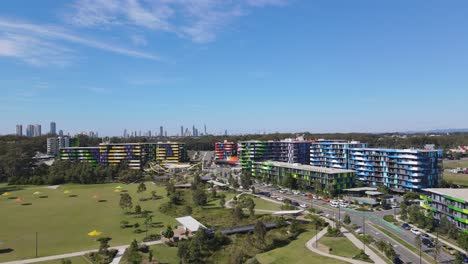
[339,202,349,208]
[277,197,285,201]
[330,200,339,208]
[299,203,308,208]
[410,228,421,235]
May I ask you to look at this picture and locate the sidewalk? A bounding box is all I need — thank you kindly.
[395,215,466,254]
[305,224,385,264]
[1,240,163,264]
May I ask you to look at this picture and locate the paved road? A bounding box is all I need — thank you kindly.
[254,184,455,264]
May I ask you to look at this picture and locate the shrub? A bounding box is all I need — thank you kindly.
[383,215,396,222]
[353,250,371,262]
[143,234,161,242]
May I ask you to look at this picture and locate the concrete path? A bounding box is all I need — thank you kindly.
[1,240,163,264]
[304,215,386,264]
[306,226,383,264]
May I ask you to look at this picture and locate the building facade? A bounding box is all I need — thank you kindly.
[47,136,70,156]
[60,147,101,164]
[238,140,311,170]
[60,142,187,169]
[251,161,355,194]
[310,140,368,169]
[16,124,23,136]
[348,148,443,191]
[215,141,236,160]
[421,188,468,231]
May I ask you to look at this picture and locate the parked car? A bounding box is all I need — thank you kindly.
[299,203,308,208]
[339,202,349,208]
[401,223,410,230]
[410,228,421,235]
[391,203,400,208]
[421,238,434,248]
[330,200,339,208]
[442,245,458,255]
[461,253,468,263]
[291,201,300,206]
[277,197,285,201]
[421,233,431,241]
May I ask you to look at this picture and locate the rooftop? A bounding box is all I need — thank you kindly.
[343,187,378,192]
[175,216,206,232]
[423,188,468,201]
[349,148,441,153]
[256,161,355,174]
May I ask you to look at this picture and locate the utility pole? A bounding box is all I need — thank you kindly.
[362,214,366,252]
[315,222,318,248]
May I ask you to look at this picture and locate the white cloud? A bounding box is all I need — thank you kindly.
[0,33,73,66]
[130,34,148,46]
[0,17,161,66]
[65,0,289,43]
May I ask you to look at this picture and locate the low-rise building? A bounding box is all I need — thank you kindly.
[421,188,468,231]
[251,161,355,195]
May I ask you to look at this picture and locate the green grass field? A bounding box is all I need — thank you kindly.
[255,229,347,264]
[319,236,360,258]
[36,256,90,264]
[0,183,177,262]
[443,172,468,186]
[443,159,468,169]
[250,196,282,211]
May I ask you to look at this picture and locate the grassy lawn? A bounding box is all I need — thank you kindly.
[0,183,177,262]
[443,172,468,186]
[319,236,360,258]
[250,196,282,211]
[256,229,347,264]
[35,256,91,264]
[443,159,468,169]
[119,244,179,264]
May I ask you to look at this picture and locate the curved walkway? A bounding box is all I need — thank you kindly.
[305,216,386,264]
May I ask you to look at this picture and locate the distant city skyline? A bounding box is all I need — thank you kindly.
[1,1,468,135]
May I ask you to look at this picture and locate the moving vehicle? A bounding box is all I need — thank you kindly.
[339,202,349,208]
[401,223,410,230]
[330,200,340,207]
[410,228,421,235]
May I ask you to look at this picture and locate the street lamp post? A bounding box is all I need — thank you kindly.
[362,214,366,252]
[35,232,38,257]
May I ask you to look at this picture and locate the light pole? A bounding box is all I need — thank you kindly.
[362,214,366,252]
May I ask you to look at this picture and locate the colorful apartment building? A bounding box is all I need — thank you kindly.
[310,140,368,169]
[214,140,236,160]
[251,161,355,194]
[238,140,311,170]
[60,142,187,169]
[60,147,101,164]
[348,148,443,191]
[421,188,468,231]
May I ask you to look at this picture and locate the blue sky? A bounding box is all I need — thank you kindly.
[1,0,467,136]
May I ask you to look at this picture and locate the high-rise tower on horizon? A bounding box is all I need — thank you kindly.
[50,122,56,135]
[160,126,163,137]
[16,124,23,136]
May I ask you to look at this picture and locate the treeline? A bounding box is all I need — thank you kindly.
[7,160,143,185]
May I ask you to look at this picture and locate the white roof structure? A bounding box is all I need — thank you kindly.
[343,187,378,192]
[175,216,206,232]
[365,191,383,196]
[207,180,228,187]
[271,209,304,215]
[423,188,468,202]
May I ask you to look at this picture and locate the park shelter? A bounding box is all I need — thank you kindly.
[175,216,206,234]
[271,209,304,216]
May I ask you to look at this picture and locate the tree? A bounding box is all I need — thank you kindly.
[457,231,468,251]
[192,187,208,206]
[137,182,147,194]
[165,181,175,196]
[134,204,142,215]
[232,205,244,221]
[219,194,226,208]
[343,214,351,225]
[148,249,154,263]
[127,239,142,264]
[177,240,190,264]
[163,225,174,239]
[119,193,133,212]
[289,220,300,235]
[241,197,256,217]
[433,234,442,264]
[211,187,217,199]
[415,234,422,264]
[144,214,153,238]
[97,237,112,255]
[253,220,267,249]
[455,252,464,264]
[151,190,158,200]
